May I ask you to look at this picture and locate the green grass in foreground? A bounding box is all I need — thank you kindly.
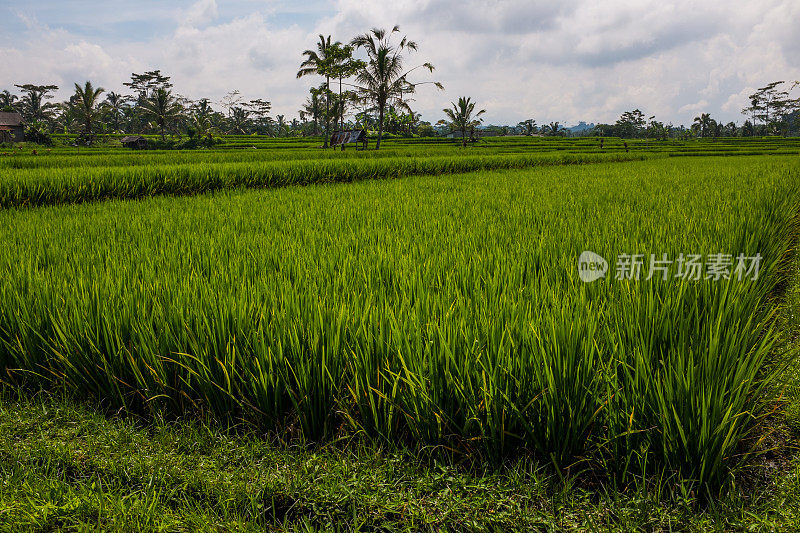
[2,156,799,493]
[0,394,798,532]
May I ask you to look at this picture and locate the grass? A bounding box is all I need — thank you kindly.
[1,393,799,532]
[2,155,799,494]
[1,137,800,529]
[0,151,651,209]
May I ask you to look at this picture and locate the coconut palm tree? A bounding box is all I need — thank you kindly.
[275,115,287,137]
[546,122,563,136]
[442,96,486,147]
[103,91,128,133]
[350,26,442,150]
[194,98,214,117]
[228,106,252,134]
[518,119,537,135]
[297,35,338,147]
[71,81,105,145]
[693,113,713,138]
[0,90,19,112]
[300,87,325,135]
[142,87,183,140]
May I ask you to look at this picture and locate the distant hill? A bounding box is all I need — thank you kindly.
[566,121,595,134]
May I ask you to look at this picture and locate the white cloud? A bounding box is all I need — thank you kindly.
[3,0,799,126]
[183,0,220,28]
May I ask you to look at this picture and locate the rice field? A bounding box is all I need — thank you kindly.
[1,138,799,493]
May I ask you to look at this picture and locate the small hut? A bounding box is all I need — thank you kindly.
[0,112,25,143]
[120,135,148,150]
[330,129,368,151]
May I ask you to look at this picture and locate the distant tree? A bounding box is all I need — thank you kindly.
[194,98,214,117]
[103,92,129,133]
[219,90,244,117]
[742,81,799,135]
[189,111,219,146]
[299,86,323,135]
[351,26,442,149]
[142,87,183,140]
[518,119,537,135]
[545,122,564,136]
[70,81,105,145]
[615,109,646,138]
[0,90,19,112]
[741,97,762,136]
[228,107,252,134]
[442,96,485,147]
[325,43,366,132]
[275,114,287,137]
[417,122,436,137]
[692,113,714,138]
[245,99,273,135]
[297,35,338,147]
[14,84,59,125]
[123,70,172,97]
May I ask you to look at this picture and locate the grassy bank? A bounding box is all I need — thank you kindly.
[1,394,798,532]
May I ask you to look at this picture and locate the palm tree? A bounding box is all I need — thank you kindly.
[546,122,563,136]
[194,98,214,117]
[0,90,18,112]
[104,92,128,133]
[275,114,287,137]
[228,106,252,134]
[297,35,338,147]
[518,119,537,135]
[350,26,442,150]
[142,87,183,140]
[300,87,324,135]
[693,113,712,138]
[442,96,486,147]
[190,112,219,146]
[71,81,105,144]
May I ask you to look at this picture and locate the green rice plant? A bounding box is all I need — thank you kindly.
[0,151,652,209]
[0,155,798,493]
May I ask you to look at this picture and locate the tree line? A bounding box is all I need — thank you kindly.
[0,26,447,149]
[511,82,799,139]
[2,30,798,148]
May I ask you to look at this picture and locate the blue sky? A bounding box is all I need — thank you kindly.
[2,0,798,126]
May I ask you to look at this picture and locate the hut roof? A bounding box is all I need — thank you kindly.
[120,135,146,143]
[0,112,23,127]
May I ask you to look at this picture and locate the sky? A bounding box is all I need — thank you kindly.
[2,0,799,127]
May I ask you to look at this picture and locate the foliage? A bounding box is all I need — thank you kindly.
[22,121,54,145]
[518,119,538,135]
[13,83,59,127]
[442,96,486,146]
[141,87,183,140]
[297,35,338,147]
[350,26,442,149]
[68,81,105,145]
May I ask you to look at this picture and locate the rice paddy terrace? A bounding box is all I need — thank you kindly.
[1,136,799,494]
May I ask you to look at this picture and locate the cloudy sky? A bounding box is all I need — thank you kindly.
[2,0,798,127]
